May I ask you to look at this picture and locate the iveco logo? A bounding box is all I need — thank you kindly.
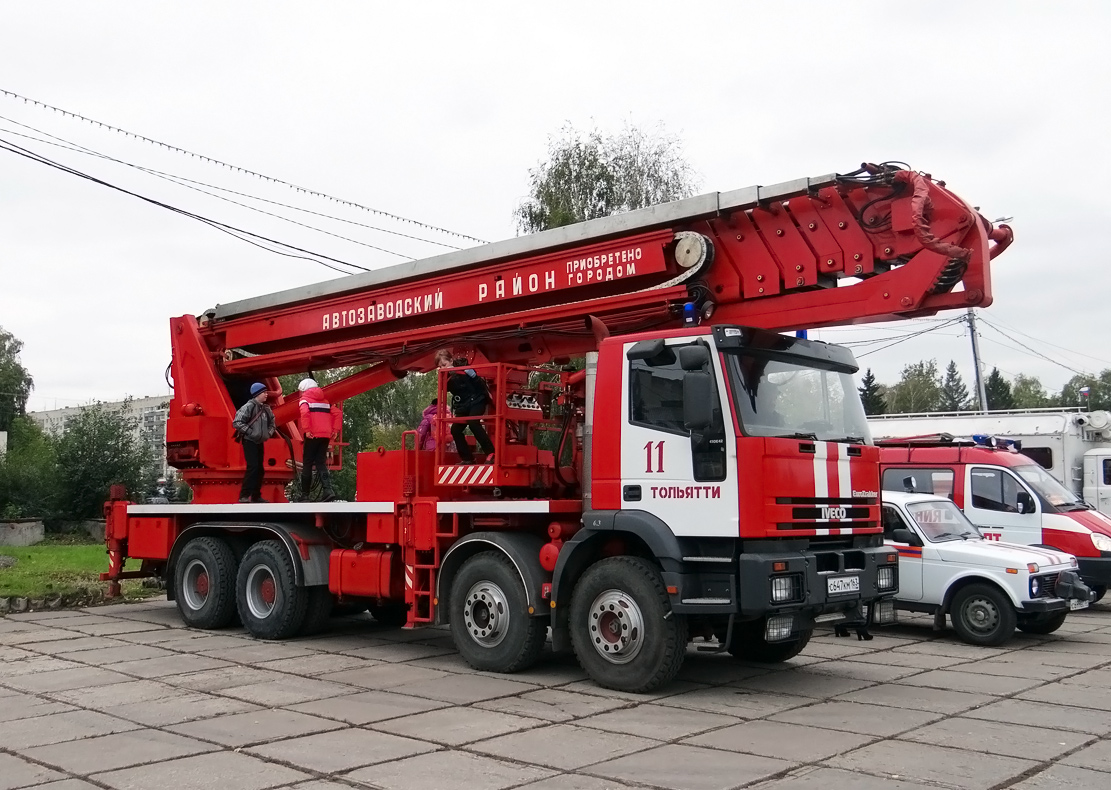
[822,506,848,520]
[852,490,878,498]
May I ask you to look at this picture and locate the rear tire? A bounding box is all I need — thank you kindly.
[727,618,812,663]
[1091,585,1106,603]
[174,537,238,630]
[950,583,1017,646]
[1018,610,1068,635]
[569,556,687,693]
[449,552,546,673]
[236,540,307,640]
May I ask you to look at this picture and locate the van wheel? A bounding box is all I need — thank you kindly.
[449,552,546,673]
[236,540,307,640]
[1018,611,1068,635]
[569,556,687,693]
[174,537,238,629]
[728,618,813,663]
[950,583,1016,646]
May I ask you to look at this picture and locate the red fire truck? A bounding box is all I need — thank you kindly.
[102,163,1012,691]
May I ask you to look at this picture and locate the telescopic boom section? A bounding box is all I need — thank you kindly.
[200,164,1011,378]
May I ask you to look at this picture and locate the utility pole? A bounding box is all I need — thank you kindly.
[966,308,989,413]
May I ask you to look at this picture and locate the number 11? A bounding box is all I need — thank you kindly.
[644,441,665,473]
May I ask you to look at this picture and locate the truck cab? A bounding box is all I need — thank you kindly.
[881,491,1090,645]
[879,438,1111,599]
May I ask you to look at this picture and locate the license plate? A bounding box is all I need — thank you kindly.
[827,576,860,595]
[1070,599,1089,611]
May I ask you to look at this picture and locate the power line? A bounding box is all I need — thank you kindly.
[979,314,1111,369]
[0,114,461,252]
[0,87,488,245]
[976,319,1092,377]
[854,317,965,358]
[0,136,369,276]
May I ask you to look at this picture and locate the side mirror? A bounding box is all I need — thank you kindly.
[679,345,711,371]
[683,371,713,431]
[891,528,922,547]
[1016,490,1035,514]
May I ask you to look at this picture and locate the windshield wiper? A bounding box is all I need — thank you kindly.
[778,432,818,440]
[959,530,976,540]
[829,436,866,444]
[932,531,959,540]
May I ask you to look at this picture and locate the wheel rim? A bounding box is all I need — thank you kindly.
[181,559,211,611]
[588,589,644,664]
[463,581,509,647]
[962,596,1000,635]
[245,564,280,619]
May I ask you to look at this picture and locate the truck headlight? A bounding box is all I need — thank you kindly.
[877,566,897,592]
[770,574,802,603]
[765,614,794,642]
[1092,533,1111,553]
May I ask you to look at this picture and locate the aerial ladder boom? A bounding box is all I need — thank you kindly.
[166,162,1011,498]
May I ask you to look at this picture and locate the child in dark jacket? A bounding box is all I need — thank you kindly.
[435,350,495,463]
[233,382,276,502]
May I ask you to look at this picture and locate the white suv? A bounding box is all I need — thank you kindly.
[882,490,1092,646]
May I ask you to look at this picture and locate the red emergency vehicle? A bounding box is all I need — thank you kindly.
[102,163,1011,691]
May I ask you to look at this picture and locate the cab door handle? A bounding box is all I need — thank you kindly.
[623,485,642,501]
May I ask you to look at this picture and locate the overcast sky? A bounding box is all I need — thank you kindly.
[2,2,1108,413]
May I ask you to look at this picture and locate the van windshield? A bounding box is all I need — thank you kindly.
[1014,464,1086,510]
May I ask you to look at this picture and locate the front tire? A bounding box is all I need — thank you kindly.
[569,556,687,693]
[727,618,812,663]
[236,540,307,640]
[174,537,238,629]
[1018,610,1068,635]
[950,583,1017,646]
[449,552,546,673]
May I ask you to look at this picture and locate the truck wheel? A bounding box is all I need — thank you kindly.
[569,556,687,693]
[174,537,238,629]
[950,583,1016,646]
[300,587,334,636]
[369,603,409,628]
[727,618,812,663]
[449,552,546,673]
[1018,611,1069,635]
[236,540,308,640]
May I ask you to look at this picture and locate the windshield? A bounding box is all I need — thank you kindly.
[724,353,871,443]
[906,500,982,542]
[1014,463,1084,510]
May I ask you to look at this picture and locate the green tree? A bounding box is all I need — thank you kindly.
[857,368,886,415]
[1059,371,1111,410]
[984,367,1015,410]
[886,360,942,413]
[0,416,58,519]
[939,361,970,412]
[1011,374,1051,409]
[54,400,152,520]
[0,326,34,432]
[515,123,698,233]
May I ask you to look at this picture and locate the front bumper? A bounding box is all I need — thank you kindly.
[664,544,898,618]
[1019,598,1070,614]
[1076,556,1111,588]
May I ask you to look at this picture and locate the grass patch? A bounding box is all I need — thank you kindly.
[0,544,156,600]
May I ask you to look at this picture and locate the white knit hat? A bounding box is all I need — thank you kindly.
[298,378,318,392]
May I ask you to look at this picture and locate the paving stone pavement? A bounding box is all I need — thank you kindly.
[4,601,1111,789]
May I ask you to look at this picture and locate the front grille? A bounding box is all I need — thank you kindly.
[1035,573,1058,598]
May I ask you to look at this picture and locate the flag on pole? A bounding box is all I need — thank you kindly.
[1080,386,1091,397]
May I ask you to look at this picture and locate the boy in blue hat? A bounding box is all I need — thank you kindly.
[233,382,276,503]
